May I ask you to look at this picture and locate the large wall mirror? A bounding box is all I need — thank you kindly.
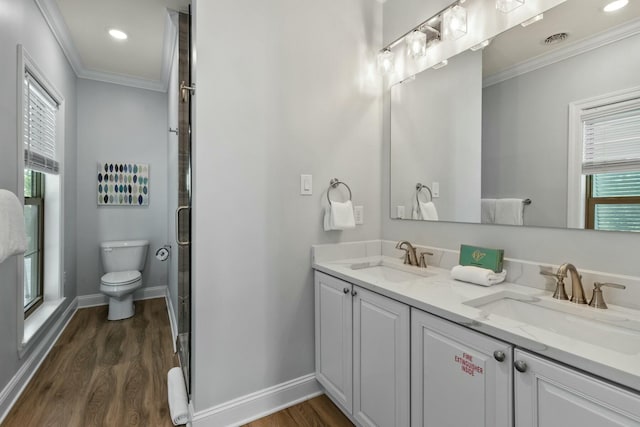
[390,0,640,232]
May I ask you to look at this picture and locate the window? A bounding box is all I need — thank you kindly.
[581,99,640,231]
[22,70,59,319]
[24,170,45,317]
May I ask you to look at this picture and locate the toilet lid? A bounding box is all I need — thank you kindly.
[101,271,141,285]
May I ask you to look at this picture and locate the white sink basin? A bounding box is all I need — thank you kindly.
[464,291,640,355]
[350,260,433,283]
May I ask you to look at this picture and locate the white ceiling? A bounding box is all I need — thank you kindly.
[484,0,640,77]
[50,0,190,90]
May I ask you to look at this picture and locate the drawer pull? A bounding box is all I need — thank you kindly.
[514,360,528,373]
[493,351,506,362]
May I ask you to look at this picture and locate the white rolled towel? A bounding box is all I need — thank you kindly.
[0,189,27,264]
[167,367,189,426]
[451,265,507,287]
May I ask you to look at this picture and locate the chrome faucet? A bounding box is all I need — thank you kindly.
[395,241,418,266]
[558,263,587,304]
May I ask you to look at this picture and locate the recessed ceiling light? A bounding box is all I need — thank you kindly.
[108,29,128,40]
[603,0,628,12]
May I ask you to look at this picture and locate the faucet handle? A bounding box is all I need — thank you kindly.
[589,282,626,309]
[418,251,434,268]
[540,270,568,300]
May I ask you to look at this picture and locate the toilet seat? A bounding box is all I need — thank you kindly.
[101,270,141,286]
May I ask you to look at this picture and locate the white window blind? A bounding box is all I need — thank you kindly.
[23,72,59,174]
[582,98,640,175]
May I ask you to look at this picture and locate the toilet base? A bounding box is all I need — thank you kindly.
[108,294,135,320]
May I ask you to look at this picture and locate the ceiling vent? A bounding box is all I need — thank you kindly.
[543,32,569,45]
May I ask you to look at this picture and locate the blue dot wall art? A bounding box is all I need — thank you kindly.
[97,162,149,206]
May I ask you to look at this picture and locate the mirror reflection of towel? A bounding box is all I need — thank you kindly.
[495,198,524,225]
[481,199,496,224]
[412,201,438,221]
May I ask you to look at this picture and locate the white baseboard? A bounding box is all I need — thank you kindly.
[165,288,178,353]
[77,285,167,308]
[191,374,322,427]
[0,297,78,423]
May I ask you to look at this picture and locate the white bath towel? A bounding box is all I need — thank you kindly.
[324,200,356,231]
[481,199,496,224]
[418,201,438,221]
[495,198,524,225]
[0,189,27,264]
[167,367,189,426]
[451,265,507,286]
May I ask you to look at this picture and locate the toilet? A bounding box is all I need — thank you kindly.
[99,240,149,320]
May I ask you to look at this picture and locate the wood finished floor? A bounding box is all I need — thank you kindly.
[243,395,354,427]
[2,298,179,427]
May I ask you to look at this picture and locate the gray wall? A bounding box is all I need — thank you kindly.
[482,33,640,228]
[191,0,382,412]
[76,79,168,296]
[0,0,77,396]
[390,50,482,222]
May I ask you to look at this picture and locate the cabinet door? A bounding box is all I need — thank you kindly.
[514,349,640,426]
[353,286,410,427]
[411,308,513,427]
[315,272,353,412]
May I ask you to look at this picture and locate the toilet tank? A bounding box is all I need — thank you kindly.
[100,240,149,273]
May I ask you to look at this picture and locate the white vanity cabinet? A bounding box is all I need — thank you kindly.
[411,308,513,427]
[314,271,410,427]
[514,349,640,426]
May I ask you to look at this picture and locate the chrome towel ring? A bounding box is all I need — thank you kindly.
[327,178,352,205]
[416,183,433,205]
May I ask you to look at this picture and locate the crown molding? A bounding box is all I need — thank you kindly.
[34,0,175,93]
[483,17,640,88]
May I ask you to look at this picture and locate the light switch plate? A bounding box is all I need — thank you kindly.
[300,174,312,195]
[354,205,364,224]
[396,206,405,219]
[432,182,440,198]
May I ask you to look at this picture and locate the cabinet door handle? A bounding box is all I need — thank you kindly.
[343,288,350,294]
[514,360,528,373]
[352,290,358,296]
[493,350,506,362]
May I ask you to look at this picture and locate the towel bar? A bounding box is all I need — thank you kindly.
[415,183,433,205]
[327,178,352,205]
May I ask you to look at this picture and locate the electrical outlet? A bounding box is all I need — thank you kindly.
[397,206,405,219]
[432,182,440,198]
[354,205,364,224]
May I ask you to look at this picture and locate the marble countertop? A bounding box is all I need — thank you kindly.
[313,255,640,392]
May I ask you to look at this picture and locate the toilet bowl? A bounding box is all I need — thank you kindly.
[99,240,149,321]
[100,271,143,320]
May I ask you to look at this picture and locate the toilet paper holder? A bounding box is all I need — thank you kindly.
[156,245,171,261]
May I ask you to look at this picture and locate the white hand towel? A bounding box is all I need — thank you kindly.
[419,201,438,221]
[167,367,189,426]
[495,198,524,225]
[323,200,356,231]
[0,189,27,264]
[481,199,496,224]
[451,265,507,287]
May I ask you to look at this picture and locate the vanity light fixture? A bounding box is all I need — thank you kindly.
[432,59,449,70]
[496,0,524,13]
[108,28,128,40]
[470,39,491,51]
[521,14,543,27]
[406,30,427,58]
[377,49,395,74]
[442,4,468,40]
[603,0,628,12]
